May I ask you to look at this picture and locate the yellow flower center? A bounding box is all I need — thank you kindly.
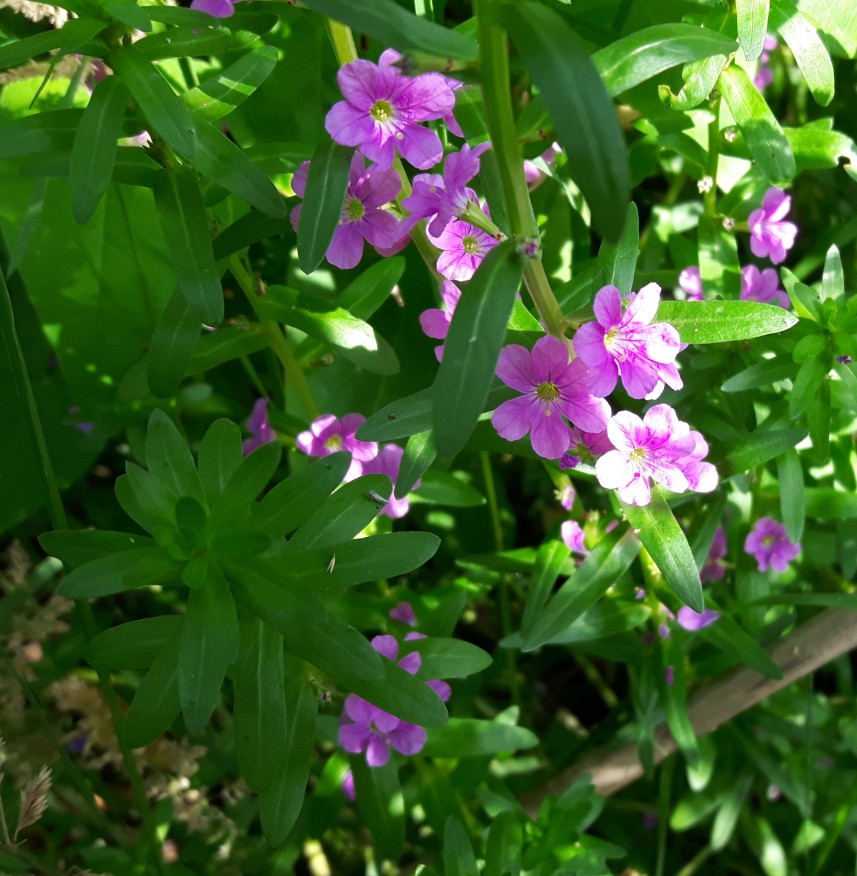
[370,99,394,122]
[762,534,774,547]
[536,382,560,402]
[344,199,365,221]
[324,434,343,451]
[630,447,647,464]
[604,327,619,349]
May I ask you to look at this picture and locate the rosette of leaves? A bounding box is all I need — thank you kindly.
[40,410,446,841]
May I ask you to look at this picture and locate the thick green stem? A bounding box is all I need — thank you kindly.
[325,18,358,64]
[475,0,567,339]
[229,256,320,419]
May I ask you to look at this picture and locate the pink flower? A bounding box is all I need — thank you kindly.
[555,483,575,510]
[744,517,801,572]
[191,0,238,16]
[678,266,704,301]
[389,601,417,625]
[342,769,356,801]
[701,527,728,583]
[419,280,460,361]
[573,283,682,400]
[291,154,402,270]
[492,336,611,460]
[428,212,498,281]
[242,399,277,456]
[748,188,798,265]
[523,142,562,189]
[402,143,490,236]
[325,51,456,171]
[595,404,718,506]
[296,413,378,480]
[360,444,415,518]
[560,520,588,554]
[676,606,720,631]
[740,264,789,308]
[560,427,613,470]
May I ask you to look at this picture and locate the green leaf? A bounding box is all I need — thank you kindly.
[110,45,197,158]
[39,529,153,568]
[70,76,127,225]
[254,453,351,538]
[183,45,279,121]
[721,359,797,392]
[285,474,391,550]
[658,636,698,765]
[147,286,201,399]
[296,140,354,275]
[804,487,857,518]
[502,1,629,241]
[655,301,798,344]
[358,387,433,441]
[402,637,492,679]
[153,166,224,327]
[124,629,182,748]
[197,419,244,504]
[339,257,406,320]
[57,548,180,598]
[103,0,152,32]
[704,599,783,678]
[752,592,857,609]
[623,488,704,612]
[485,812,524,876]
[145,409,206,504]
[723,428,807,473]
[659,55,729,110]
[185,120,287,218]
[351,759,405,861]
[0,110,80,161]
[593,24,738,96]
[541,601,650,644]
[258,286,399,375]
[234,616,286,792]
[777,449,805,541]
[298,0,478,60]
[738,0,771,60]
[395,431,436,498]
[424,718,538,758]
[84,616,183,671]
[443,817,479,876]
[433,241,524,459]
[208,440,282,530]
[135,26,243,61]
[596,202,639,294]
[178,563,239,734]
[185,324,269,375]
[711,772,754,850]
[520,538,571,642]
[411,470,484,507]
[822,244,845,301]
[781,267,823,320]
[717,64,796,186]
[0,18,106,72]
[771,0,834,105]
[789,356,828,417]
[698,213,742,298]
[258,660,318,844]
[522,527,641,650]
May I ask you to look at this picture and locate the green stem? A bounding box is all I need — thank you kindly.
[229,256,320,419]
[704,96,721,217]
[475,0,567,339]
[325,18,358,63]
[0,269,164,875]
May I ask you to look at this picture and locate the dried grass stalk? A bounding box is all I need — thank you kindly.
[14,765,51,841]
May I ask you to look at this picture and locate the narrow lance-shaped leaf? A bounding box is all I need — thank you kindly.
[70,76,128,225]
[722,428,807,475]
[501,1,629,241]
[717,64,796,186]
[596,202,639,295]
[110,45,196,157]
[778,449,805,542]
[770,0,834,107]
[699,212,741,299]
[656,301,798,344]
[622,487,704,612]
[197,418,244,504]
[147,285,202,399]
[659,55,729,110]
[154,167,224,326]
[396,431,436,498]
[593,24,738,97]
[737,0,771,61]
[0,18,106,73]
[145,409,206,504]
[297,140,354,275]
[84,616,183,671]
[822,244,845,301]
[433,240,524,459]
[351,759,405,861]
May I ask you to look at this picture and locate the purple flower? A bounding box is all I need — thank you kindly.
[595,404,718,506]
[665,666,675,686]
[325,51,455,171]
[560,426,613,470]
[403,632,452,701]
[402,143,490,236]
[748,188,798,265]
[678,266,704,301]
[560,520,588,554]
[701,527,728,583]
[754,65,774,91]
[389,601,417,626]
[419,280,461,361]
[492,336,611,460]
[428,213,498,282]
[296,413,378,480]
[676,606,721,631]
[555,483,575,511]
[573,283,682,400]
[523,142,562,189]
[242,399,277,456]
[191,0,237,17]
[342,769,356,801]
[740,264,789,308]
[360,444,414,518]
[291,153,402,270]
[744,517,801,572]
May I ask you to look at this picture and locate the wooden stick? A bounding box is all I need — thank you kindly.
[522,608,857,816]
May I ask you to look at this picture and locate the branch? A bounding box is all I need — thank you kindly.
[522,608,857,815]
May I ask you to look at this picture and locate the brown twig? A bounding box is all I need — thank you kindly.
[523,608,857,816]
